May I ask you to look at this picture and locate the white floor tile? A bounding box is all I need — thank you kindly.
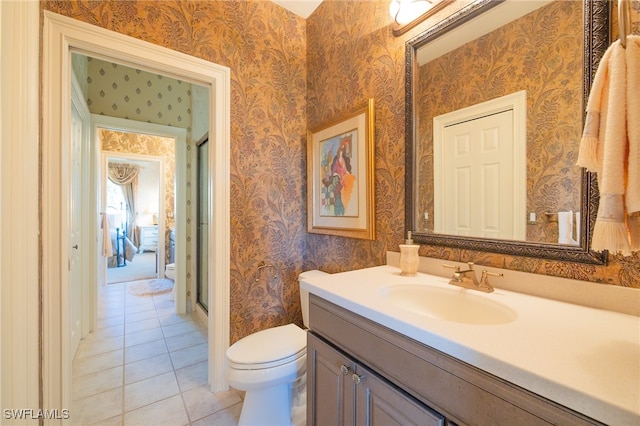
[125,294,154,305]
[125,328,165,348]
[190,402,242,426]
[125,302,157,316]
[73,349,123,378]
[90,324,125,340]
[124,371,180,412]
[72,365,123,401]
[162,320,204,339]
[103,282,125,292]
[89,414,123,426]
[125,353,173,385]
[71,387,122,425]
[170,343,208,370]
[125,308,158,324]
[153,299,175,310]
[156,306,178,318]
[175,361,208,392]
[72,278,244,426]
[124,395,189,426]
[97,314,125,330]
[125,317,161,335]
[124,339,168,364]
[158,313,191,327]
[99,293,125,303]
[77,335,124,359]
[182,386,242,423]
[165,330,206,353]
[98,308,125,320]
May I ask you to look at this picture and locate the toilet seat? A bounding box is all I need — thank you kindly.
[227,324,306,370]
[165,263,176,281]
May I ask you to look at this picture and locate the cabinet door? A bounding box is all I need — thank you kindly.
[354,364,445,426]
[307,333,356,426]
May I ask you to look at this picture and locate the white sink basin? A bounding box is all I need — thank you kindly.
[378,284,517,325]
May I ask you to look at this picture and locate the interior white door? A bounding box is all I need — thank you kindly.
[70,99,84,358]
[442,110,514,238]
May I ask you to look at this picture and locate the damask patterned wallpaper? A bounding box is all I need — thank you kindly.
[415,1,582,244]
[43,0,308,343]
[44,0,640,345]
[306,0,640,288]
[306,0,406,272]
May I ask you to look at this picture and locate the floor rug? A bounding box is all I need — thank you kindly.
[128,278,174,296]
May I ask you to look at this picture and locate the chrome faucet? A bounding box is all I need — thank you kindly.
[442,262,502,293]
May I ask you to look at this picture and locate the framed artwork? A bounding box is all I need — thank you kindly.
[307,99,375,240]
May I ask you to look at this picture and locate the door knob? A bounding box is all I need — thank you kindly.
[352,373,362,384]
[340,365,350,375]
[72,245,78,249]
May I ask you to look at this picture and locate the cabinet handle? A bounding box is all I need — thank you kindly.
[340,365,350,376]
[352,373,362,385]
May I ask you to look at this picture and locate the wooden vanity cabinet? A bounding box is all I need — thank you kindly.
[307,332,354,426]
[308,333,445,426]
[306,295,603,426]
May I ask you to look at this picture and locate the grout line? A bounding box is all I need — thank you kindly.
[73,279,229,425]
[121,282,127,423]
[155,290,196,425]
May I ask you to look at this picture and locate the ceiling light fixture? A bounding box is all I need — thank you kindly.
[390,0,453,36]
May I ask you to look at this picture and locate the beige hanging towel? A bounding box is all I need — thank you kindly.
[576,35,640,255]
[626,37,640,251]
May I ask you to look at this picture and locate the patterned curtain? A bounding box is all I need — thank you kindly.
[108,163,140,246]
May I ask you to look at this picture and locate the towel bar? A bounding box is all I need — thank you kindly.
[619,0,631,48]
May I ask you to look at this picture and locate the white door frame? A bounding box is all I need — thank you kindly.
[0,1,40,416]
[94,115,188,316]
[42,10,231,419]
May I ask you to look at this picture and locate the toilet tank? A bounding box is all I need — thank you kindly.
[298,270,328,328]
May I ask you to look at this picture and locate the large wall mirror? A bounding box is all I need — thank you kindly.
[405,0,609,264]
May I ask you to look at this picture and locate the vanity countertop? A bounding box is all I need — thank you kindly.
[300,265,640,425]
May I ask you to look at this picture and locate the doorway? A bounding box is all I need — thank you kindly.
[91,113,188,313]
[104,154,164,285]
[42,11,231,414]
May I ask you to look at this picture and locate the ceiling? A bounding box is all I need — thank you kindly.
[270,0,323,18]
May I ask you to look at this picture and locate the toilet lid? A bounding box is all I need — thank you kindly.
[227,324,306,370]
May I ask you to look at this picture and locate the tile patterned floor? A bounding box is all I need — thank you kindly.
[71,281,243,426]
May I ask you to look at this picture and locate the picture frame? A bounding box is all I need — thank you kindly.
[307,99,375,240]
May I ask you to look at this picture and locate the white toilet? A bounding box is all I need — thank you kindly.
[165,263,176,280]
[165,263,176,301]
[226,270,328,426]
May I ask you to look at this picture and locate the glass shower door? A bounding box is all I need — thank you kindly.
[196,138,209,312]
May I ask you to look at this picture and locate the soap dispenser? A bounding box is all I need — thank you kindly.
[399,231,420,276]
